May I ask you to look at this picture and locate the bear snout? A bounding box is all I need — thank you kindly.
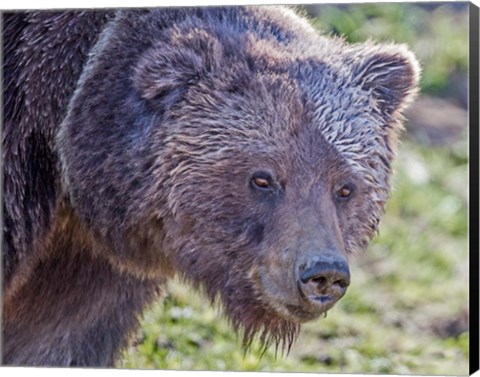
[297,256,350,309]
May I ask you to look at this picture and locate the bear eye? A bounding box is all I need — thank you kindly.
[336,183,355,200]
[253,177,270,188]
[251,173,273,191]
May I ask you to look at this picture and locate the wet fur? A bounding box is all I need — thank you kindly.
[2,7,419,366]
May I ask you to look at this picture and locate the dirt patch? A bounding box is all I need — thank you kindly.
[405,95,468,146]
[430,308,469,338]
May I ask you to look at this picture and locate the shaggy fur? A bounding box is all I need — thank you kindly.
[2,7,420,366]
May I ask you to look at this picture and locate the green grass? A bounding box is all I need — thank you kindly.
[120,136,469,375]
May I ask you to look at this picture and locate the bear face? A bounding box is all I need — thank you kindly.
[57,7,419,351]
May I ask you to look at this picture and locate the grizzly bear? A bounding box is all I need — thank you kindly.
[2,6,420,367]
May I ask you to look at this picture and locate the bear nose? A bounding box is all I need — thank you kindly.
[298,258,350,305]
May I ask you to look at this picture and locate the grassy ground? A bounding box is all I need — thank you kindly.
[120,3,469,375]
[120,134,469,375]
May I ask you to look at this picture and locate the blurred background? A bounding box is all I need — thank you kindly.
[121,2,469,374]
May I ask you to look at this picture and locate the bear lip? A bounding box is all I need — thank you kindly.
[284,303,326,322]
[306,295,338,310]
[312,295,334,304]
[282,285,341,322]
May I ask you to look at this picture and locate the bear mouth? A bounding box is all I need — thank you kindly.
[283,294,339,323]
[285,304,325,322]
[311,295,335,304]
[251,267,338,323]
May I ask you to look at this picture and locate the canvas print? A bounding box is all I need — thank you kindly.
[1,1,474,375]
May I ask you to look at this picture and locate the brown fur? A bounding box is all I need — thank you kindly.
[2,7,419,366]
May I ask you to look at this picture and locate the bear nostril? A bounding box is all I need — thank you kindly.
[333,278,349,289]
[311,276,327,287]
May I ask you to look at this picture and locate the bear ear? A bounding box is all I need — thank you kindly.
[133,29,223,109]
[349,43,421,116]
